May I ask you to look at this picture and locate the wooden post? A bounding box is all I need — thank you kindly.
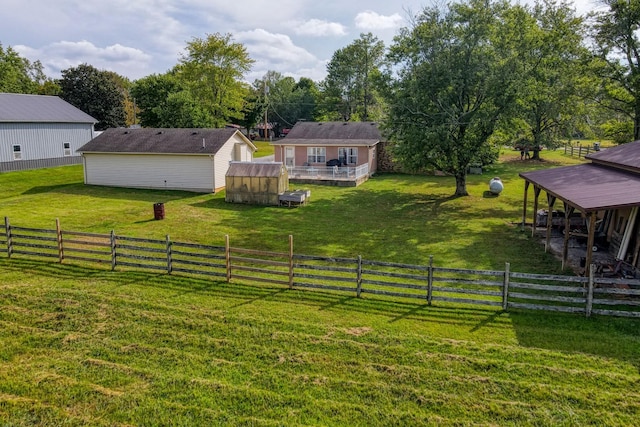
[5,216,12,258]
[288,235,294,289]
[545,195,556,252]
[531,186,541,237]
[427,255,434,305]
[225,234,231,283]
[166,234,172,274]
[522,181,530,230]
[578,145,582,158]
[356,255,363,297]
[562,203,574,270]
[586,264,595,317]
[502,262,510,310]
[584,212,597,277]
[110,230,117,271]
[56,218,64,263]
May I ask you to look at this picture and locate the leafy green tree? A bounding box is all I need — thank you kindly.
[58,64,126,130]
[0,43,47,94]
[178,33,254,127]
[497,0,589,159]
[321,33,386,121]
[592,0,640,141]
[385,0,522,196]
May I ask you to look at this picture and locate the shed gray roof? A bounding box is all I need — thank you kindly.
[273,121,382,146]
[520,163,640,212]
[586,140,640,174]
[78,128,256,155]
[226,162,285,177]
[0,93,96,123]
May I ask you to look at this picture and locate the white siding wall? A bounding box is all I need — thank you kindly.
[0,123,94,163]
[213,134,254,190]
[84,154,215,192]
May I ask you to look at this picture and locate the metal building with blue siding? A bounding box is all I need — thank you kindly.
[0,93,96,172]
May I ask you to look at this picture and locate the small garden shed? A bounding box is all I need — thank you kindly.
[225,162,288,205]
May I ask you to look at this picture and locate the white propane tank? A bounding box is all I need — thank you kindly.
[489,177,503,195]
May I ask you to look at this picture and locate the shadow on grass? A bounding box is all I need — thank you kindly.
[2,257,638,370]
[22,183,205,203]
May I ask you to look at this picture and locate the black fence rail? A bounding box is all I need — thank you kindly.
[2,217,640,318]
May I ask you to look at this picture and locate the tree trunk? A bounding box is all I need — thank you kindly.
[455,172,468,196]
[635,101,640,141]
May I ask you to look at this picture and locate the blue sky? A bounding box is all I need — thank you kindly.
[1,0,602,83]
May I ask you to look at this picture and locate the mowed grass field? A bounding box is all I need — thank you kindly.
[1,149,639,425]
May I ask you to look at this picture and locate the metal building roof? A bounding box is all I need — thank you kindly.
[586,140,640,175]
[78,128,256,155]
[0,93,96,123]
[520,163,640,212]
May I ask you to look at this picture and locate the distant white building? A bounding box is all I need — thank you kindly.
[78,127,257,193]
[0,93,96,172]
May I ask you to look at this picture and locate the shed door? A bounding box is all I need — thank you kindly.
[285,147,294,167]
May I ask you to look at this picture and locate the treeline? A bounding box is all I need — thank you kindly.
[2,0,639,195]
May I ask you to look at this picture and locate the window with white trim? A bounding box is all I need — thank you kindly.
[307,147,326,164]
[339,147,358,165]
[285,147,295,167]
[63,142,72,156]
[12,145,22,160]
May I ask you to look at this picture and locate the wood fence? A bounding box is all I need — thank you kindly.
[1,217,639,318]
[563,143,598,158]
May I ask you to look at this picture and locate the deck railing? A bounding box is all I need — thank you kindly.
[287,164,369,181]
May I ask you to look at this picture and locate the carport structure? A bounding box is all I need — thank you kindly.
[520,141,640,275]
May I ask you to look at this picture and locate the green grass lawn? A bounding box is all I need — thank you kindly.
[1,149,638,425]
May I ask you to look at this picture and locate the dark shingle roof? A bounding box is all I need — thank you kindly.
[78,128,253,155]
[274,121,382,146]
[0,93,96,123]
[586,140,640,174]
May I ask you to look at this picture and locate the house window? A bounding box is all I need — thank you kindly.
[307,147,326,164]
[285,147,295,167]
[63,142,72,156]
[339,147,358,164]
[12,145,22,160]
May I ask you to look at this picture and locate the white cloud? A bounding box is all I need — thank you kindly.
[15,41,152,80]
[293,19,348,37]
[236,29,327,82]
[355,10,404,30]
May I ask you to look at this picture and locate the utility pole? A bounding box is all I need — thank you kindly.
[264,81,269,141]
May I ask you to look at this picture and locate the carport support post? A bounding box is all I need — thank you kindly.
[545,195,556,252]
[531,186,541,237]
[562,203,574,270]
[584,212,597,276]
[521,181,530,230]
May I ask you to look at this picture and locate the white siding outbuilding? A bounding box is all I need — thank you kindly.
[78,128,256,193]
[0,93,96,172]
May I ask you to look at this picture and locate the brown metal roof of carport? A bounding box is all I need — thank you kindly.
[519,162,640,275]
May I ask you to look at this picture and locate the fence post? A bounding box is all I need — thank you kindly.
[288,235,294,289]
[586,264,595,317]
[579,145,583,158]
[5,216,12,259]
[427,255,434,305]
[356,255,363,297]
[110,230,116,271]
[166,234,172,274]
[225,234,231,283]
[56,218,64,263]
[502,262,510,311]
